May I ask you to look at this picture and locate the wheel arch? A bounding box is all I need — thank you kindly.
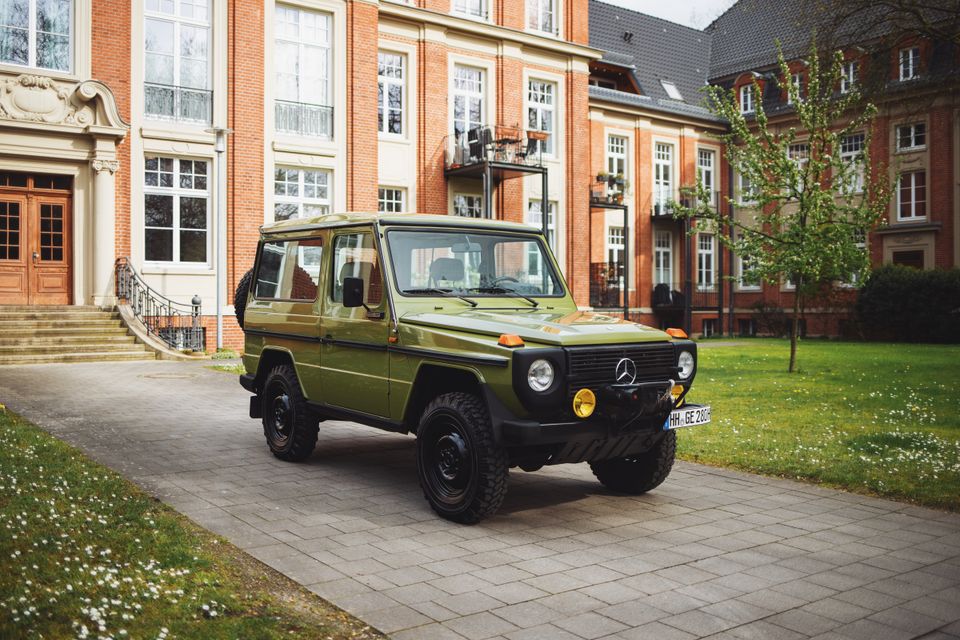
[403,363,485,432]
[254,347,304,395]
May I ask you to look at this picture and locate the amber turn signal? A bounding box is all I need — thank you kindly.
[572,388,596,418]
[665,327,688,339]
[671,383,684,406]
[498,334,524,347]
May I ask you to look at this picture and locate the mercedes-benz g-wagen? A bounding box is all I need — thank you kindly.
[236,212,710,523]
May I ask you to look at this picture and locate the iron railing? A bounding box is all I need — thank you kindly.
[653,281,719,310]
[275,100,333,138]
[144,83,213,124]
[115,257,204,352]
[444,124,545,170]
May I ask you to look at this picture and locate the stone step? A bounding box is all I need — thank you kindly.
[0,305,104,312]
[0,318,124,330]
[0,342,149,355]
[0,310,120,321]
[0,326,131,338]
[0,334,136,346]
[0,351,157,365]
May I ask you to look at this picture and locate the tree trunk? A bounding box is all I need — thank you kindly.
[789,292,801,373]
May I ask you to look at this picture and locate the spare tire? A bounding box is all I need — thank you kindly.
[234,268,253,329]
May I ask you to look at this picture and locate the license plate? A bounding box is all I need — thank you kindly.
[664,404,711,430]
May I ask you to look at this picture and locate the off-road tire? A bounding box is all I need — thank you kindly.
[234,269,253,329]
[589,430,676,494]
[416,392,508,524]
[261,364,318,462]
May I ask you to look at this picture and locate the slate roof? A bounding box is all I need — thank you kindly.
[588,0,714,116]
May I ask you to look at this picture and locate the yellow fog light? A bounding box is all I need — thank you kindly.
[572,388,596,419]
[671,384,685,407]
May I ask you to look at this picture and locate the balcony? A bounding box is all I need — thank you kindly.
[444,124,545,176]
[590,175,626,207]
[144,83,212,125]
[275,100,333,138]
[653,282,719,312]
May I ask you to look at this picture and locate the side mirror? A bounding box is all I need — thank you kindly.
[342,276,365,308]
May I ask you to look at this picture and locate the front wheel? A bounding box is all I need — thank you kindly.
[416,392,508,524]
[261,364,318,461]
[590,431,676,494]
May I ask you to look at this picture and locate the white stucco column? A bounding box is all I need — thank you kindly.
[91,158,119,306]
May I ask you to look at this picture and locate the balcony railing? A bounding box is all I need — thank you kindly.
[590,177,626,206]
[144,83,212,124]
[275,100,333,138]
[653,282,719,311]
[444,124,545,170]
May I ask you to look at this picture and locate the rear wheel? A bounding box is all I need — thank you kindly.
[416,392,508,524]
[261,365,318,461]
[590,431,676,494]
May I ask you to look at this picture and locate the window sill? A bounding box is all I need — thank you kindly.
[895,146,926,154]
[737,286,762,292]
[142,265,215,276]
[378,134,412,144]
[451,11,492,24]
[141,126,217,145]
[0,63,79,84]
[895,216,927,224]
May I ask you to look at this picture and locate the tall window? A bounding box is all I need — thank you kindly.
[787,72,803,104]
[145,0,211,123]
[607,226,624,265]
[897,171,926,220]
[274,168,330,221]
[840,61,858,93]
[452,0,486,19]
[275,5,331,137]
[0,0,71,71]
[654,231,672,285]
[839,133,865,193]
[144,156,208,264]
[378,187,404,213]
[378,51,404,136]
[453,65,484,142]
[606,135,626,180]
[527,200,556,276]
[738,248,760,290]
[697,234,715,291]
[654,143,673,212]
[697,149,714,206]
[739,85,754,114]
[738,172,756,204]
[453,194,482,218]
[527,79,555,156]
[896,123,925,151]
[788,143,809,193]
[899,47,919,81]
[526,0,554,34]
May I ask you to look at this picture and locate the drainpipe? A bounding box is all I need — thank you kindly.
[207,127,233,351]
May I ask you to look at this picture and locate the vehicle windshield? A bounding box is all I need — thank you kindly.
[387,229,565,298]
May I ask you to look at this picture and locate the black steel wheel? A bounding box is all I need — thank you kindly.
[589,430,676,494]
[261,364,318,461]
[416,392,508,524]
[234,268,253,329]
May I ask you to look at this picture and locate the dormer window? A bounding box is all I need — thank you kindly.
[739,85,754,114]
[787,72,803,104]
[660,80,683,101]
[899,47,919,80]
[840,61,858,93]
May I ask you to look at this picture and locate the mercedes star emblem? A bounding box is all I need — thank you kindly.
[615,357,637,384]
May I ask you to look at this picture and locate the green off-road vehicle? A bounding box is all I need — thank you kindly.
[236,212,710,523]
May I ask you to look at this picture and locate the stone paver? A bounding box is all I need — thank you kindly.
[1,359,959,640]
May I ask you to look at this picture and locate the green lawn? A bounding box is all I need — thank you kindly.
[0,409,382,640]
[679,340,960,510]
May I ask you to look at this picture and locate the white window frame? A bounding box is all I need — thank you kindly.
[526,78,555,157]
[896,122,926,152]
[899,46,919,81]
[787,72,803,104]
[840,60,858,93]
[739,84,754,114]
[144,0,212,123]
[0,0,74,73]
[607,134,627,183]
[607,225,625,266]
[697,233,715,292]
[654,142,673,211]
[143,155,210,266]
[273,167,332,221]
[897,171,926,221]
[736,233,761,290]
[660,80,682,101]
[788,142,809,193]
[377,50,405,137]
[526,199,556,276]
[526,0,556,35]
[738,171,756,205]
[453,193,483,218]
[378,186,405,213]
[452,0,488,21]
[274,4,332,136]
[697,148,715,207]
[654,230,672,286]
[840,133,865,193]
[452,64,485,142]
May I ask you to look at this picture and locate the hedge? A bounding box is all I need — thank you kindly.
[856,265,960,342]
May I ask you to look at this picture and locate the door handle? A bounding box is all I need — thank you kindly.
[32,251,39,264]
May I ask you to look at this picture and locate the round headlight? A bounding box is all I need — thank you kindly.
[527,359,555,392]
[677,351,695,380]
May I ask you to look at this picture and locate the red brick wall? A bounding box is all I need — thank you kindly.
[347,1,380,211]
[418,40,448,215]
[930,105,955,268]
[566,70,591,304]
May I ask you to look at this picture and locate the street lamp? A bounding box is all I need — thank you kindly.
[206,126,233,351]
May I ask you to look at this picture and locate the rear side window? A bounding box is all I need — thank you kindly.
[331,232,383,306]
[254,238,324,301]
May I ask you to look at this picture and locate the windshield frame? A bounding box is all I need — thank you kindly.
[383,226,568,300]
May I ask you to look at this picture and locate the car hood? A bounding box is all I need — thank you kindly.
[399,309,671,346]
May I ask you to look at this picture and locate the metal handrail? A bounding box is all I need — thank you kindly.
[274,99,334,138]
[115,257,205,352]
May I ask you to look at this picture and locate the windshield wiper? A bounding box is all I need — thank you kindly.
[402,287,478,307]
[470,287,539,308]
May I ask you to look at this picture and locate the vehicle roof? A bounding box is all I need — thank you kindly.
[261,212,542,235]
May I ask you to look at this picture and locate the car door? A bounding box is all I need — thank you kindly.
[319,228,391,417]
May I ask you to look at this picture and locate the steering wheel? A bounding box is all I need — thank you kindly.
[488,275,519,288]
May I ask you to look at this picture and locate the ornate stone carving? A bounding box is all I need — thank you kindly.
[91,159,120,175]
[0,74,128,134]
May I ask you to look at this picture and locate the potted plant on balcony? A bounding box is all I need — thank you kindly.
[614,192,624,204]
[526,130,549,141]
[596,170,608,184]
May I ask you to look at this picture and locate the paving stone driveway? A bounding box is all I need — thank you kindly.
[1,360,959,640]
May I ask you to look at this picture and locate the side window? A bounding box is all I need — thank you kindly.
[331,232,383,306]
[254,238,323,301]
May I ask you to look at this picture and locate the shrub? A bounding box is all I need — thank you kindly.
[856,266,960,342]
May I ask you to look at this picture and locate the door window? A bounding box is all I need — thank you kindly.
[331,232,383,306]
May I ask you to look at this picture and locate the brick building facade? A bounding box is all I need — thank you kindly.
[0,0,955,350]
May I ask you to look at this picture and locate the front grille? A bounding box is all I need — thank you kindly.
[566,343,676,398]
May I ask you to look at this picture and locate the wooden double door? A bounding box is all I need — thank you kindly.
[0,175,72,305]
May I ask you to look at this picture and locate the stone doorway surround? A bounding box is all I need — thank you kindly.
[0,72,128,306]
